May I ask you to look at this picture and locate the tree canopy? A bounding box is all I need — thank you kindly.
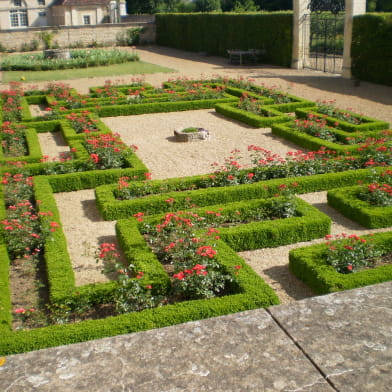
[308,0,345,14]
[126,0,293,13]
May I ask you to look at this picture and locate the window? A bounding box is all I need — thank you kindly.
[83,15,91,25]
[10,9,28,27]
[13,0,22,6]
[38,11,46,17]
[38,0,45,5]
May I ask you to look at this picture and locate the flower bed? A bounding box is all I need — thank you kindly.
[327,179,392,229]
[96,168,379,220]
[215,102,292,127]
[289,231,392,294]
[0,49,139,71]
[295,106,389,133]
[271,121,391,153]
[1,77,392,356]
[0,175,281,355]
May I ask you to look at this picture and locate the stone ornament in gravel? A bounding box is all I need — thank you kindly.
[174,127,210,142]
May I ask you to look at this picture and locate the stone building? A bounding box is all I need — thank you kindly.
[0,0,126,29]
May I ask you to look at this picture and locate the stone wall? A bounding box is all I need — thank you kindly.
[0,22,155,51]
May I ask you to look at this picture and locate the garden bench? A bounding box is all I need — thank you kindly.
[227,49,261,65]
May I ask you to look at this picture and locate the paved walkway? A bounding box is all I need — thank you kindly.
[1,282,392,391]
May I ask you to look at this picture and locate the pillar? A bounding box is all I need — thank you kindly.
[342,0,366,78]
[291,0,310,69]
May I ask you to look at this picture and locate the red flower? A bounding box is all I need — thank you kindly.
[193,264,206,271]
[173,271,185,280]
[196,245,217,258]
[90,153,99,164]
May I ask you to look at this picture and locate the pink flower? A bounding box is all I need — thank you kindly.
[14,308,26,314]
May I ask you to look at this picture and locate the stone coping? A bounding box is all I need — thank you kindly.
[1,281,391,391]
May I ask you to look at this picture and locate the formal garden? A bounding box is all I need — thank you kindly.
[0,72,391,356]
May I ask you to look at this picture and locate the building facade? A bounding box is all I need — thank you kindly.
[0,0,125,29]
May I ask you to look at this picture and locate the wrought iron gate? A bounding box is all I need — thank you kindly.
[302,12,345,74]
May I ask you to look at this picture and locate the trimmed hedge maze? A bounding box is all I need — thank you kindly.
[0,78,391,355]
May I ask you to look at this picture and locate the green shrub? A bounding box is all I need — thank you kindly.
[289,231,392,294]
[0,128,43,164]
[156,13,293,66]
[0,49,139,71]
[351,13,392,86]
[327,185,392,228]
[116,28,144,46]
[295,107,390,132]
[95,168,377,220]
[0,243,12,331]
[215,102,292,127]
[271,121,377,153]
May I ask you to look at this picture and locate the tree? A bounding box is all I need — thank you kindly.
[375,0,392,11]
[254,0,292,11]
[232,0,259,11]
[126,0,157,13]
[308,0,345,14]
[126,0,193,13]
[221,0,236,11]
[175,0,197,12]
[159,0,191,12]
[194,0,222,12]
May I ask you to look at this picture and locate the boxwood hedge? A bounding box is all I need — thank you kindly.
[289,231,392,294]
[327,185,392,228]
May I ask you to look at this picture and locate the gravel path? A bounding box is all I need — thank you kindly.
[17,46,392,303]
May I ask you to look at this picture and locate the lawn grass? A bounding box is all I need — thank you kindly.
[2,61,176,82]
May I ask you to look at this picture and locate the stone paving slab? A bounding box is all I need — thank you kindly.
[1,309,333,392]
[269,281,392,392]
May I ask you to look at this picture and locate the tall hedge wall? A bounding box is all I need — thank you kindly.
[156,13,293,67]
[351,13,392,86]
